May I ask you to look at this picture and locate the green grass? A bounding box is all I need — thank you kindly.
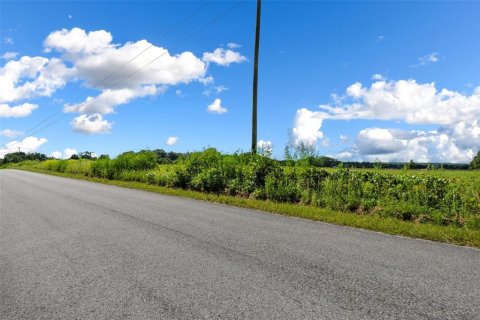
[9,167,480,248]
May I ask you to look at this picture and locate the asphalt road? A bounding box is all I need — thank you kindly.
[1,169,479,319]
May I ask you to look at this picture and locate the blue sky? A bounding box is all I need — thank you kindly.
[1,0,479,162]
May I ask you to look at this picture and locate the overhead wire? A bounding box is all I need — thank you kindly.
[5,0,232,148]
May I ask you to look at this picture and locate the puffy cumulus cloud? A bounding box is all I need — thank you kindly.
[0,136,47,158]
[291,108,325,147]
[355,127,476,163]
[166,136,178,146]
[50,147,78,159]
[42,27,218,126]
[0,103,38,117]
[44,28,113,56]
[441,120,480,151]
[64,86,160,114]
[44,28,207,90]
[334,150,356,161]
[206,98,227,114]
[203,48,247,66]
[294,78,480,162]
[71,114,113,134]
[318,80,480,125]
[0,56,73,103]
[356,128,406,155]
[0,129,23,138]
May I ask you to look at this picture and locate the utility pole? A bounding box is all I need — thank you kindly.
[251,0,261,153]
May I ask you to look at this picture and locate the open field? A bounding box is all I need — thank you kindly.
[3,149,479,247]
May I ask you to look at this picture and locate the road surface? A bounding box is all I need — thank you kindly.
[1,169,479,319]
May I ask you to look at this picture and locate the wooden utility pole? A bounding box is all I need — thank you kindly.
[251,0,261,153]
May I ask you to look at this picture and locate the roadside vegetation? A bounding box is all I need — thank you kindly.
[2,147,479,247]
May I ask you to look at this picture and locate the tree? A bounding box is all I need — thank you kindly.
[78,151,96,160]
[470,150,480,169]
[1,152,47,164]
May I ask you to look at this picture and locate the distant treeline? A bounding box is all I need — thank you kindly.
[340,161,470,170]
[1,149,478,170]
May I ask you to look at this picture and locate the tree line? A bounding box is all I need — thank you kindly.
[1,149,479,170]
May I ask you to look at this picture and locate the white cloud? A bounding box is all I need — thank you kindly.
[175,89,184,97]
[0,52,18,60]
[214,85,228,94]
[371,74,384,81]
[64,148,78,159]
[294,78,480,162]
[198,76,214,86]
[320,138,332,147]
[44,28,207,89]
[71,114,113,134]
[0,136,47,158]
[50,151,62,159]
[203,48,247,66]
[355,127,475,163]
[257,140,273,154]
[335,151,355,161]
[257,139,272,149]
[42,27,215,120]
[0,129,23,138]
[0,28,247,134]
[64,86,161,114]
[227,43,241,49]
[413,53,440,67]
[4,37,13,45]
[202,85,229,97]
[50,147,77,159]
[0,103,38,117]
[356,128,406,155]
[339,134,349,143]
[166,136,178,146]
[319,80,480,126]
[0,56,73,103]
[44,28,113,55]
[207,98,227,114]
[291,108,324,146]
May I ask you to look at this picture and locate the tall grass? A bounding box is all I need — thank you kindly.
[20,148,480,230]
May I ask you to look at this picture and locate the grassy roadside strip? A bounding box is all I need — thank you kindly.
[10,167,480,248]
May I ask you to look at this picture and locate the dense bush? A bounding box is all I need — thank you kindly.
[11,148,480,230]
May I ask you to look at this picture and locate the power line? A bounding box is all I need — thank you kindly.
[6,0,246,150]
[4,0,214,147]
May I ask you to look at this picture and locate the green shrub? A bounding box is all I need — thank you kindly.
[12,147,479,230]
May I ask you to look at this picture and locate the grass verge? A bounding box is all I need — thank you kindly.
[11,167,480,248]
